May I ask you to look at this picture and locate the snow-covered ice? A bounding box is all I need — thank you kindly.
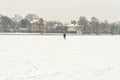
[0,35,120,80]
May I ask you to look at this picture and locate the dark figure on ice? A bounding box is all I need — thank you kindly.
[63,33,66,39]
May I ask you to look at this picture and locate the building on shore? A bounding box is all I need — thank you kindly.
[66,24,81,34]
[30,19,39,32]
[30,18,45,33]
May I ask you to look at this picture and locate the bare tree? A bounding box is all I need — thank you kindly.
[25,14,39,22]
[78,16,89,34]
[38,18,44,34]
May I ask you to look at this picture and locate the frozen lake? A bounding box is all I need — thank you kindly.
[0,35,120,80]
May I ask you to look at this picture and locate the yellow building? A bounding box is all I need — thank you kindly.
[66,24,81,34]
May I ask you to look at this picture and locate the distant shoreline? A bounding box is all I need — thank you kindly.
[0,33,119,36]
[0,33,77,36]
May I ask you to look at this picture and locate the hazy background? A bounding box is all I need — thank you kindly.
[0,0,119,23]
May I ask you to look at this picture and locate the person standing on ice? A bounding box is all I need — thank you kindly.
[63,33,66,39]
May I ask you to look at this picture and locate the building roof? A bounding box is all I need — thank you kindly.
[30,19,39,24]
[66,24,79,27]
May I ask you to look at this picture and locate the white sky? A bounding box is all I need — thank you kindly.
[0,0,120,23]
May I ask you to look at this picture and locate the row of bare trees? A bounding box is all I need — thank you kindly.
[77,16,120,35]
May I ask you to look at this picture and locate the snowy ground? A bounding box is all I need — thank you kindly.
[0,35,120,80]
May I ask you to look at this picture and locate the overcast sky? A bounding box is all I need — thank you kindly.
[0,0,119,23]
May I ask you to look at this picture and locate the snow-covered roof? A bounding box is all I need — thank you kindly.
[67,24,79,27]
[54,24,58,27]
[30,19,39,24]
[54,24,62,27]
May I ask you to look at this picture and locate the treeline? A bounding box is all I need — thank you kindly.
[78,16,120,35]
[0,13,120,35]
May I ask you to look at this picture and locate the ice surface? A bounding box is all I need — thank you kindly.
[0,35,120,80]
